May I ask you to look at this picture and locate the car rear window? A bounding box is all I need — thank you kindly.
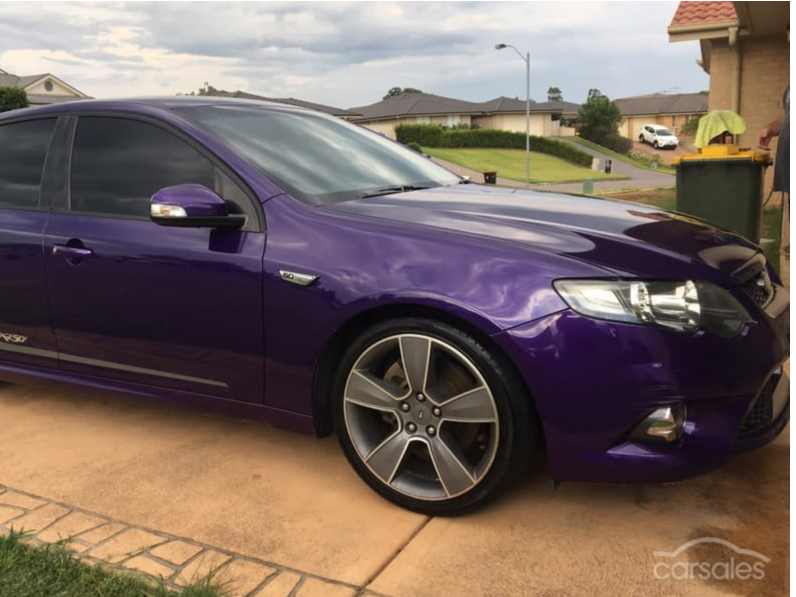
[0,119,56,210]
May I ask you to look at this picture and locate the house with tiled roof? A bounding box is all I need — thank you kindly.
[668,2,789,177]
[615,93,709,140]
[669,1,739,30]
[351,92,579,139]
[0,68,89,105]
[472,97,580,136]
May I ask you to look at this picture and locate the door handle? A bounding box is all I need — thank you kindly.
[51,244,94,259]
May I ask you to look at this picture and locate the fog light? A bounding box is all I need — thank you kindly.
[630,403,686,443]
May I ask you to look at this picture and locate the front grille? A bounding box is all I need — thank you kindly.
[740,270,774,308]
[738,375,778,438]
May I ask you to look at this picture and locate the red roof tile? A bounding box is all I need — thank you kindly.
[670,1,738,27]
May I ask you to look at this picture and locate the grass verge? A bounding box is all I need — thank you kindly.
[422,147,630,184]
[0,531,223,597]
[567,136,676,175]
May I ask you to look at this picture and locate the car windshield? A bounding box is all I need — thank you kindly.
[179,105,461,205]
[657,128,674,136]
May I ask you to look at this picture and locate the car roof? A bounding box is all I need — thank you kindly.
[0,96,314,121]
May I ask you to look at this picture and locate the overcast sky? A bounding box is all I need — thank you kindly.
[0,1,708,108]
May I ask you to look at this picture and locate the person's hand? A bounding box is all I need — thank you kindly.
[757,126,775,150]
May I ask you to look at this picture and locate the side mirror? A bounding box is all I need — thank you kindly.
[150,184,246,228]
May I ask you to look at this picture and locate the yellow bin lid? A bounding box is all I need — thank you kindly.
[674,145,772,164]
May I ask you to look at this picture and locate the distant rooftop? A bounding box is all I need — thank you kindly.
[614,93,709,116]
[0,67,90,104]
[352,92,579,122]
[351,92,481,121]
[0,71,49,89]
[199,88,360,118]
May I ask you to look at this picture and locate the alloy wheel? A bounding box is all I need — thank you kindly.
[343,334,499,501]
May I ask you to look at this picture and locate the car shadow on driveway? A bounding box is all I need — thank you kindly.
[0,381,788,597]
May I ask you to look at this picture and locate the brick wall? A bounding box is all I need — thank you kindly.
[708,36,790,193]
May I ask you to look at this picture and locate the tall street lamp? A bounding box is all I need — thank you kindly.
[495,43,530,189]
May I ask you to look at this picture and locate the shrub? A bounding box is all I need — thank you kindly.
[395,124,445,147]
[681,116,701,136]
[395,124,593,167]
[628,150,662,167]
[0,86,28,113]
[406,142,423,153]
[580,125,633,154]
[445,122,481,130]
[596,133,633,155]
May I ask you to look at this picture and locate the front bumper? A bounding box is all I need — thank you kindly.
[492,290,789,484]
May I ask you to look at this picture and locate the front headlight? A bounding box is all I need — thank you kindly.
[553,279,750,337]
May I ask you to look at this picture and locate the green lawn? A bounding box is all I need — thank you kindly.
[0,531,222,597]
[567,136,677,175]
[422,147,629,184]
[600,187,784,273]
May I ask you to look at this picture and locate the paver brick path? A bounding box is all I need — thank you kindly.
[0,485,393,597]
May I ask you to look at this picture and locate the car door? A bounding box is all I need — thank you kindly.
[44,114,266,403]
[0,117,59,369]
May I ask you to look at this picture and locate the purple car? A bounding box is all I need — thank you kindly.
[0,97,788,514]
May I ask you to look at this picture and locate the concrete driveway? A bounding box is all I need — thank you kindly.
[0,380,788,597]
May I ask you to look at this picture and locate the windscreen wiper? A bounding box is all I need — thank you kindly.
[360,185,431,199]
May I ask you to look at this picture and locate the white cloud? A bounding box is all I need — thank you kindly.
[0,1,708,107]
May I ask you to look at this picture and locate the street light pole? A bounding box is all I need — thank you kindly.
[496,43,531,189]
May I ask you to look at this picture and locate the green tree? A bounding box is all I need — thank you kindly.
[577,88,631,153]
[0,86,29,113]
[383,87,423,99]
[547,86,563,101]
[578,88,622,131]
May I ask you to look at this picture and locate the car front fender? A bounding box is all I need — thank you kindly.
[259,194,600,417]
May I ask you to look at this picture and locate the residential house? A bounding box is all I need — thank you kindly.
[351,92,579,139]
[0,68,89,105]
[668,1,789,129]
[615,93,709,140]
[199,88,361,119]
[471,97,580,137]
[668,1,789,189]
[350,93,482,137]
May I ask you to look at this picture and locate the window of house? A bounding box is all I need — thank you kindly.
[447,114,461,127]
[0,119,56,210]
[416,116,431,124]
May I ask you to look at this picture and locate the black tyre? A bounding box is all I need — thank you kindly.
[638,134,645,143]
[653,140,659,149]
[333,317,538,515]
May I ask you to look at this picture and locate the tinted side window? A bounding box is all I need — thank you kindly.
[0,119,56,210]
[70,117,216,217]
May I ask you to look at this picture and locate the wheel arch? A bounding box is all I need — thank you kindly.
[311,302,544,451]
